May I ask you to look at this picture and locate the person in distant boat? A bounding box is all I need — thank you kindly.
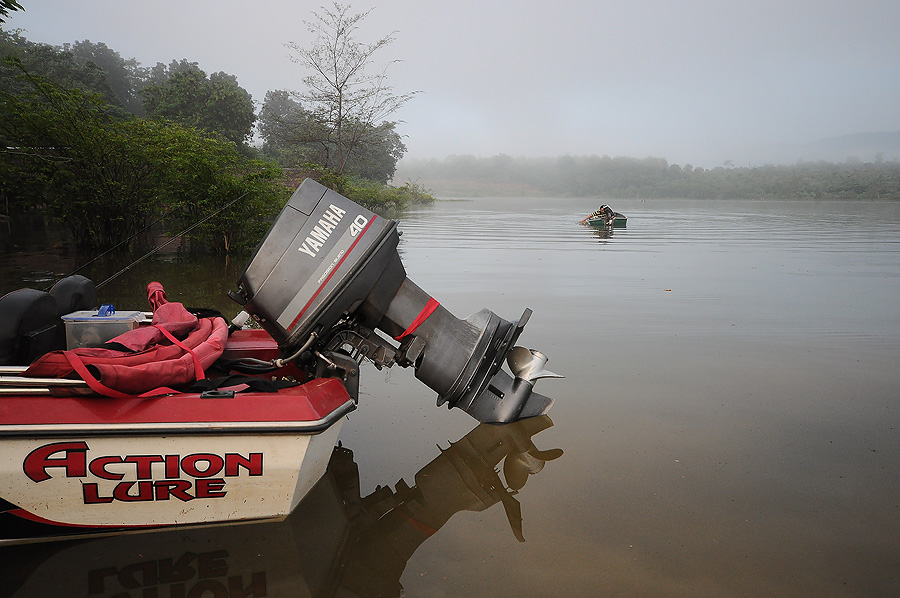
[580,204,614,225]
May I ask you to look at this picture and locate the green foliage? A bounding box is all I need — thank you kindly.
[0,24,430,260]
[0,1,23,23]
[64,40,146,115]
[258,90,330,166]
[0,58,160,247]
[341,121,406,183]
[338,177,434,214]
[145,58,198,85]
[291,163,351,195]
[292,163,434,216]
[141,62,256,146]
[158,133,287,253]
[0,58,285,253]
[258,88,406,183]
[0,29,121,108]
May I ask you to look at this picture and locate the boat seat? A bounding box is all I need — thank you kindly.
[0,288,61,366]
[0,276,95,366]
[50,274,97,316]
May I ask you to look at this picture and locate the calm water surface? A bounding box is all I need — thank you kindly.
[2,198,899,596]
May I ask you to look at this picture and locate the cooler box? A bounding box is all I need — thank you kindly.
[61,310,144,349]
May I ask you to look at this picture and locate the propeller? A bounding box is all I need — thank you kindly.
[504,447,565,491]
[506,347,564,382]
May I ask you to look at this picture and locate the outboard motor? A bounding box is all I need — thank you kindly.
[229,179,560,423]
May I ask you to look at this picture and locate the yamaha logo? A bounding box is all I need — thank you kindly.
[297,204,347,257]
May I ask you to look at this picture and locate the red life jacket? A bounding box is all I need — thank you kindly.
[24,285,227,398]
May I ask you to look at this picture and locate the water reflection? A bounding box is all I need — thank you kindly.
[591,225,616,241]
[577,219,625,243]
[1,416,561,598]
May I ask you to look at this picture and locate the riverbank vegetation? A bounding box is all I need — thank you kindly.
[397,154,900,200]
[0,10,433,253]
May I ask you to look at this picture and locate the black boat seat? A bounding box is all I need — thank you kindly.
[49,274,96,316]
[0,276,97,366]
[0,288,61,366]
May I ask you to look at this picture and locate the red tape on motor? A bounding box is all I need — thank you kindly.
[394,298,440,340]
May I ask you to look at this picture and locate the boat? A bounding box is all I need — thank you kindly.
[584,212,627,228]
[0,178,561,542]
[0,298,355,536]
[581,205,627,228]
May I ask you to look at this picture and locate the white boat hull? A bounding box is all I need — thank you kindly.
[0,423,342,528]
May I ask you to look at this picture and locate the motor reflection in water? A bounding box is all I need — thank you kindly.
[0,416,561,598]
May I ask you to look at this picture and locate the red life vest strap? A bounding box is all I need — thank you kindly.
[153,323,205,382]
[62,351,179,400]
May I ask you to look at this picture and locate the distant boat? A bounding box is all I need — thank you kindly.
[580,205,627,228]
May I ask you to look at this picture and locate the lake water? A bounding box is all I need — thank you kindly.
[2,197,899,596]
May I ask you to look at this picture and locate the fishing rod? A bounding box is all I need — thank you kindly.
[49,204,183,289]
[94,192,249,290]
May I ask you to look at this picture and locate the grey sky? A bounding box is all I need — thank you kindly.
[7,0,900,167]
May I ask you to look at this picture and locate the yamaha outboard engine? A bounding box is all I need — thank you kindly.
[229,179,560,423]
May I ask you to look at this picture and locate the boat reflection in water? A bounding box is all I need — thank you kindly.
[592,226,617,241]
[1,416,561,597]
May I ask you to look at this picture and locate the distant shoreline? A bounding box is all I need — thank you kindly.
[396,156,900,200]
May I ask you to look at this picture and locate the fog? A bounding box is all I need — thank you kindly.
[7,0,900,167]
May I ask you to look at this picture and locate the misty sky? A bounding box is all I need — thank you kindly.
[7,0,900,167]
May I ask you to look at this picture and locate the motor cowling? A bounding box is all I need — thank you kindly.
[230,179,560,423]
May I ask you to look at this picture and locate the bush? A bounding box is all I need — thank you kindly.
[292,163,435,216]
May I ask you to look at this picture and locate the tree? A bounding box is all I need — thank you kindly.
[145,58,198,86]
[342,121,406,182]
[64,40,146,115]
[0,30,120,107]
[0,58,165,248]
[285,3,416,176]
[0,1,23,23]
[257,89,328,165]
[259,89,406,183]
[0,58,284,252]
[141,63,256,146]
[152,124,286,254]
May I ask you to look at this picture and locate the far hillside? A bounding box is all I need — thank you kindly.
[395,154,900,200]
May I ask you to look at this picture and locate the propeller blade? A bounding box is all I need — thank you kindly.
[506,347,564,382]
[503,448,565,491]
[503,453,542,490]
